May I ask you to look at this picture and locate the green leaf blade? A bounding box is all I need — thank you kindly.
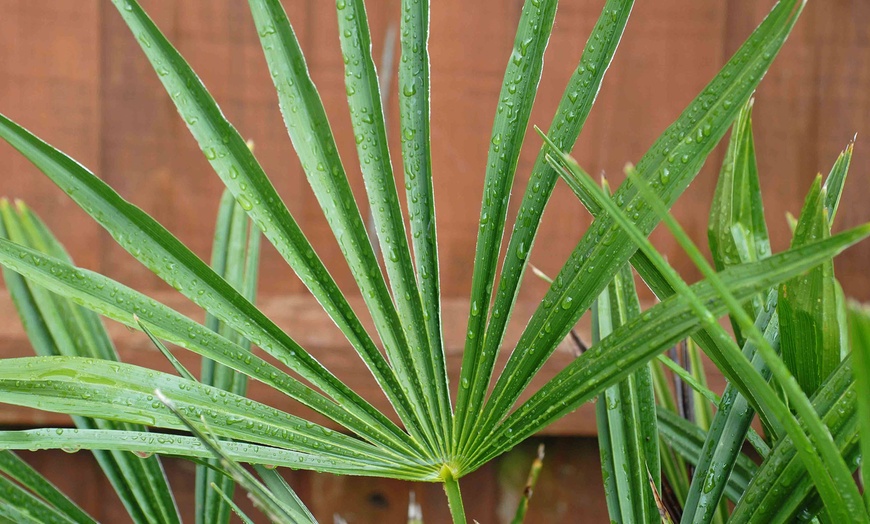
[332,0,449,452]
[0,451,97,524]
[461,0,634,453]
[455,0,560,449]
[0,109,424,460]
[469,221,870,468]
[848,303,870,513]
[594,265,660,523]
[472,0,805,451]
[0,356,423,475]
[729,357,861,523]
[0,203,182,524]
[247,0,446,450]
[397,1,445,407]
[779,176,840,396]
[0,236,424,463]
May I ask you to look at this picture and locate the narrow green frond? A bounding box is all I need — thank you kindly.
[254,465,316,524]
[847,303,870,512]
[464,217,869,468]
[461,0,633,454]
[510,444,544,524]
[469,0,805,453]
[594,265,659,523]
[0,204,181,524]
[823,139,854,224]
[456,0,560,449]
[0,356,429,477]
[477,144,868,520]
[209,483,255,524]
[655,353,720,409]
[729,357,861,523]
[334,0,446,450]
[708,99,770,271]
[0,474,80,524]
[779,176,840,396]
[0,451,96,524]
[100,0,431,457]
[247,0,444,455]
[0,237,421,461]
[655,410,757,504]
[0,429,426,480]
[198,189,260,524]
[137,317,196,381]
[617,158,866,519]
[681,295,779,524]
[397,0,445,417]
[156,390,313,524]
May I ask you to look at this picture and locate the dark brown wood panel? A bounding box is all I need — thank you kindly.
[0,0,104,270]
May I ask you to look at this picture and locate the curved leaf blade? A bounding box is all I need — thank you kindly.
[0,451,97,524]
[461,0,634,452]
[0,357,419,473]
[729,358,861,523]
[334,0,443,450]
[469,221,870,468]
[0,110,422,460]
[247,0,445,454]
[0,236,421,462]
[455,0,560,447]
[472,0,806,451]
[397,0,444,412]
[0,429,426,480]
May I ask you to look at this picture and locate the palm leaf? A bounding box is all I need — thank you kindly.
[463,215,869,468]
[469,0,806,453]
[459,0,634,452]
[334,0,444,450]
[848,303,870,512]
[455,0,560,448]
[518,140,867,519]
[0,428,423,480]
[729,357,860,522]
[0,235,423,463]
[397,0,444,411]
[0,202,181,524]
[655,410,757,504]
[197,190,260,524]
[779,176,840,395]
[0,357,421,473]
[594,264,659,523]
[0,111,423,460]
[102,0,432,456]
[247,0,447,454]
[156,390,315,524]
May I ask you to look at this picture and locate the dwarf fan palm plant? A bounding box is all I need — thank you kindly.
[1,0,869,522]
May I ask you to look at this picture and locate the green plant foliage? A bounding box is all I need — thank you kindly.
[0,0,868,521]
[0,200,181,524]
[594,265,660,523]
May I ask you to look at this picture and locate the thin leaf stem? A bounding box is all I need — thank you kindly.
[441,466,467,524]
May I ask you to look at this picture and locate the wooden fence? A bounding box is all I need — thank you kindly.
[1,0,869,521]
